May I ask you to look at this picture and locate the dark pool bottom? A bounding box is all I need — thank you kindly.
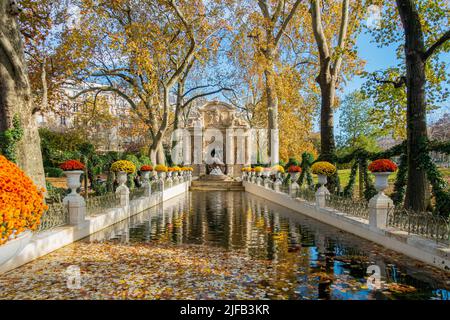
[1,191,449,300]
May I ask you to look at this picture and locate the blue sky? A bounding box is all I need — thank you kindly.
[326,32,450,135]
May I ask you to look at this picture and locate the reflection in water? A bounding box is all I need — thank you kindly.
[87,191,450,300]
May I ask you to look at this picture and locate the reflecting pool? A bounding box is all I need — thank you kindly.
[1,191,449,300]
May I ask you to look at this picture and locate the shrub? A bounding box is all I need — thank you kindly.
[0,155,47,245]
[44,167,64,177]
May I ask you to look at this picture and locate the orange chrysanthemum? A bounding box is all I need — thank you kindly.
[368,159,398,173]
[59,159,85,171]
[0,155,47,245]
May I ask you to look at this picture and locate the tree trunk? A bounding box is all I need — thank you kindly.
[0,2,45,189]
[263,50,279,165]
[318,78,336,160]
[396,0,428,211]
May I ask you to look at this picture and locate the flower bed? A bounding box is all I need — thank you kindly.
[0,155,47,245]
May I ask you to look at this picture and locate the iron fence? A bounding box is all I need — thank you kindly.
[130,187,146,200]
[325,193,370,219]
[38,202,69,232]
[86,192,120,216]
[387,207,449,244]
[295,187,316,203]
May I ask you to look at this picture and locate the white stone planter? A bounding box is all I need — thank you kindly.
[141,171,151,182]
[315,174,330,208]
[256,171,263,185]
[64,170,83,196]
[317,174,327,186]
[373,172,391,193]
[157,171,166,180]
[289,172,300,182]
[0,231,32,266]
[173,171,180,184]
[117,171,128,187]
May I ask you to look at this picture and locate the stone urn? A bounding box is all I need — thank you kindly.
[157,171,166,180]
[242,171,247,181]
[117,171,128,187]
[256,171,263,185]
[373,172,391,194]
[166,171,173,186]
[289,172,300,195]
[263,171,271,188]
[142,171,152,196]
[315,174,330,208]
[289,172,300,183]
[64,170,84,196]
[142,171,151,183]
[0,230,32,266]
[274,172,283,192]
[173,171,179,184]
[317,174,327,187]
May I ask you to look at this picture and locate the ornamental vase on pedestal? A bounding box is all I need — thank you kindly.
[117,171,127,187]
[373,172,391,194]
[65,170,84,196]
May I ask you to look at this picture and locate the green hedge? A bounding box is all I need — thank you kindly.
[44,167,64,177]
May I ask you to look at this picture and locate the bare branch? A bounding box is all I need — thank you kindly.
[332,0,349,77]
[372,73,406,88]
[274,0,303,46]
[422,30,450,61]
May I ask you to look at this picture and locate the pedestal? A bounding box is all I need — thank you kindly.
[63,194,86,226]
[315,186,329,208]
[116,185,130,207]
[369,192,393,230]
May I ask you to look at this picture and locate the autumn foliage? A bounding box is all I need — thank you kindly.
[0,156,47,245]
[368,159,398,173]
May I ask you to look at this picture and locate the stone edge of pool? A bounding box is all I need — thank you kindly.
[0,182,190,275]
[243,181,450,272]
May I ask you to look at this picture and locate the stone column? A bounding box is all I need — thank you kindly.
[226,129,235,177]
[245,131,252,166]
[369,193,393,230]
